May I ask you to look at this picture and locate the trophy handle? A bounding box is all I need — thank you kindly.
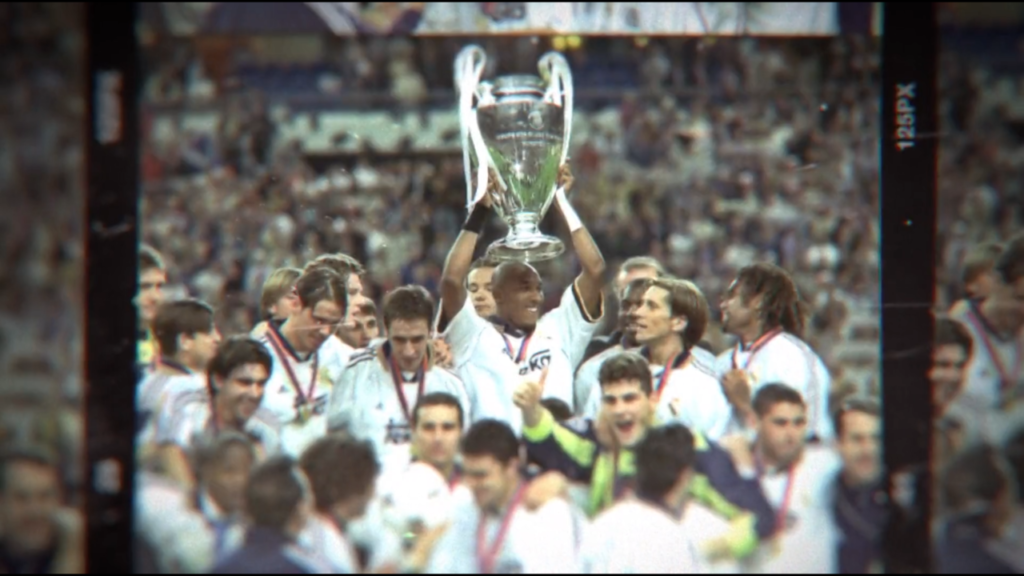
[538,52,574,168]
[455,45,501,209]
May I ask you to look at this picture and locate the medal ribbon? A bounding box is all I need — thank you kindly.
[388,349,427,426]
[731,328,784,371]
[476,482,527,574]
[756,453,798,535]
[266,327,320,418]
[501,332,533,364]
[964,302,1023,395]
[651,351,689,403]
[448,469,462,492]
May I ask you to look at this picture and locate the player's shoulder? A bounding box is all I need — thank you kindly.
[687,351,719,379]
[803,445,842,475]
[168,387,210,411]
[428,364,464,385]
[345,343,381,370]
[772,332,825,360]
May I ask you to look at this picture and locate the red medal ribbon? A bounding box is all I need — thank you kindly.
[731,328,784,371]
[651,351,688,403]
[756,453,798,535]
[388,351,427,426]
[964,304,1023,396]
[477,483,527,574]
[448,469,462,492]
[266,327,320,417]
[502,332,533,364]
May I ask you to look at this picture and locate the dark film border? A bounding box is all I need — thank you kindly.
[85,3,139,573]
[880,3,939,574]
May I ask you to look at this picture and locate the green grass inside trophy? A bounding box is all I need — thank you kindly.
[457,46,574,263]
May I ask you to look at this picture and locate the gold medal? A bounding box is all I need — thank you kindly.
[296,403,312,424]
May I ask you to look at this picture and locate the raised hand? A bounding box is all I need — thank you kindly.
[721,369,754,410]
[430,337,454,369]
[557,162,574,195]
[513,368,549,428]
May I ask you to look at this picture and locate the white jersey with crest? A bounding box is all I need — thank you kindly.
[444,281,602,434]
[952,303,1024,410]
[715,331,833,441]
[426,492,581,574]
[748,445,841,574]
[257,323,346,457]
[325,339,471,475]
[579,497,705,574]
[155,388,282,460]
[582,348,732,440]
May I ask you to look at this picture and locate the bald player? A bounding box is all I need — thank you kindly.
[439,164,606,432]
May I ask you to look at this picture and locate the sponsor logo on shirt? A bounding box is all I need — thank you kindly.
[515,350,552,376]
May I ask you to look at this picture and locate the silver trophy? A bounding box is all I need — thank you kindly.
[454,45,574,262]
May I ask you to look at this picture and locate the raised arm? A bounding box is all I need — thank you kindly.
[440,174,496,323]
[554,164,606,319]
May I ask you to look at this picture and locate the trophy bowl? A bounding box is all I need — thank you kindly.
[455,47,574,262]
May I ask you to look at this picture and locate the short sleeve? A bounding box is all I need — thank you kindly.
[537,281,604,371]
[444,295,491,365]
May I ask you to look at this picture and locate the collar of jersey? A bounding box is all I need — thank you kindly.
[638,345,690,369]
[487,315,535,339]
[269,319,313,362]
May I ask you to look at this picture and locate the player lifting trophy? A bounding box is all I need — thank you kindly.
[440,45,606,433]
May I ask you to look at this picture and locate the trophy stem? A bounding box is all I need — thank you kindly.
[487,213,565,263]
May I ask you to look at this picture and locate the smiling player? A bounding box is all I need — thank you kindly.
[439,165,606,432]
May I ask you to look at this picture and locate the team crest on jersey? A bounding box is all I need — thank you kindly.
[385,418,411,445]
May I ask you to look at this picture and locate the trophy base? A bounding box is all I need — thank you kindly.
[486,234,565,263]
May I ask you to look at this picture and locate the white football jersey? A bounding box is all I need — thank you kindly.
[579,498,704,574]
[326,340,471,475]
[298,513,360,575]
[257,323,346,457]
[135,472,221,574]
[715,331,833,441]
[426,490,581,574]
[954,303,1024,410]
[444,282,602,434]
[155,388,281,460]
[320,334,356,373]
[574,344,632,417]
[582,348,732,440]
[749,446,842,574]
[136,371,207,449]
